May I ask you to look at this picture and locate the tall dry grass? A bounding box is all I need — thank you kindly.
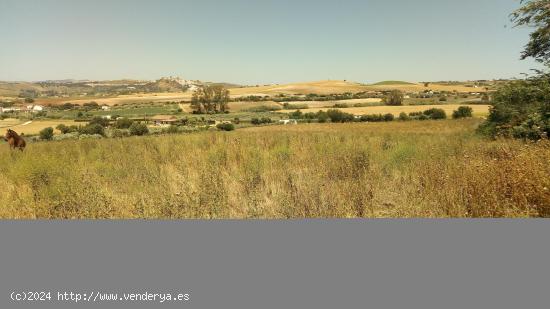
[0,119,548,218]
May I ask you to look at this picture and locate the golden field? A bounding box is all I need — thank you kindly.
[0,119,81,135]
[0,119,548,219]
[277,104,491,117]
[20,80,487,107]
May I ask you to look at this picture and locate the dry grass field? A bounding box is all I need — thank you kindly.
[34,92,194,106]
[16,80,487,107]
[0,119,81,135]
[229,80,485,97]
[277,104,491,117]
[0,118,548,219]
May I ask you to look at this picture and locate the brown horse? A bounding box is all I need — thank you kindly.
[4,129,26,151]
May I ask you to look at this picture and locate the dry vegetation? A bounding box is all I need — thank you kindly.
[0,119,80,135]
[277,104,491,117]
[0,119,548,219]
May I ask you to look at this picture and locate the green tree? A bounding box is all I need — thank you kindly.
[383,90,404,106]
[129,122,149,136]
[56,124,70,134]
[452,106,473,119]
[511,0,550,64]
[114,117,134,129]
[191,85,230,114]
[39,127,54,140]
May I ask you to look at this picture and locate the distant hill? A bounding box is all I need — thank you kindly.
[371,81,415,86]
[229,80,370,96]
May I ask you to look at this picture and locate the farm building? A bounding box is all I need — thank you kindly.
[151,115,179,126]
[101,105,111,111]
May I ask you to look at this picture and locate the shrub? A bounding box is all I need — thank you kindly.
[327,109,354,123]
[383,113,395,121]
[166,125,180,134]
[399,112,410,121]
[383,90,404,106]
[24,97,35,103]
[79,124,105,136]
[39,127,54,140]
[129,122,149,136]
[317,111,329,123]
[217,123,235,131]
[283,103,308,110]
[56,124,70,134]
[251,118,261,125]
[360,114,385,122]
[439,96,448,102]
[289,110,303,119]
[233,117,240,124]
[111,129,129,138]
[478,74,549,140]
[452,106,473,119]
[89,116,110,127]
[423,108,447,120]
[114,117,133,129]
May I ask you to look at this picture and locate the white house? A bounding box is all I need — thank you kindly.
[278,119,298,125]
[33,105,44,112]
[101,105,111,111]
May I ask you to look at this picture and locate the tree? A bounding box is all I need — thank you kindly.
[423,108,447,120]
[511,0,550,64]
[452,106,473,119]
[114,117,134,129]
[477,1,550,140]
[39,127,54,140]
[89,116,110,127]
[79,124,105,136]
[383,90,404,106]
[56,124,71,134]
[129,122,149,136]
[191,85,230,114]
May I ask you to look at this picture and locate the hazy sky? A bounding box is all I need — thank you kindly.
[0,0,543,84]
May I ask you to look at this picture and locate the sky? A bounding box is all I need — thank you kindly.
[0,0,544,84]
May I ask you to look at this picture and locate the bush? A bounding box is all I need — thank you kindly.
[89,116,110,127]
[383,90,404,106]
[79,123,105,136]
[217,123,235,131]
[289,110,303,119]
[317,111,329,123]
[251,118,271,125]
[327,109,354,123]
[478,74,549,140]
[423,108,447,120]
[282,103,308,110]
[111,129,129,138]
[129,122,149,136]
[114,117,133,129]
[452,106,473,119]
[56,124,70,134]
[439,96,448,102]
[166,125,180,134]
[383,113,395,121]
[39,127,54,140]
[399,112,410,121]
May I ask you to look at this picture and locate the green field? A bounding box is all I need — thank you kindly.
[0,118,548,219]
